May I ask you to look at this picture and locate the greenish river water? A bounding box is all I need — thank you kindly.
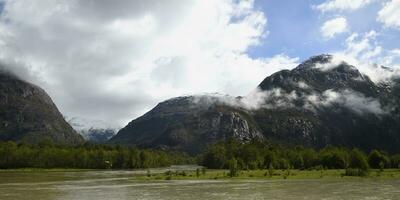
[1,169,400,200]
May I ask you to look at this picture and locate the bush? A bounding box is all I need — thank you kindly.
[228,158,239,177]
[349,149,369,170]
[344,168,369,177]
[391,155,400,168]
[368,150,389,169]
[268,165,275,177]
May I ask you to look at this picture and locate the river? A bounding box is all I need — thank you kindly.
[1,169,399,200]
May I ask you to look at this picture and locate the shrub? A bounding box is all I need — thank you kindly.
[349,149,369,170]
[368,150,389,169]
[344,168,369,177]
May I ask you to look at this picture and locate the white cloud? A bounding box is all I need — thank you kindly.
[306,89,387,115]
[0,0,299,128]
[314,0,375,12]
[378,0,400,29]
[321,17,348,39]
[328,30,400,83]
[195,87,388,116]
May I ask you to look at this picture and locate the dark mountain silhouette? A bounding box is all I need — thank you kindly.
[110,96,263,154]
[111,54,400,153]
[0,69,84,145]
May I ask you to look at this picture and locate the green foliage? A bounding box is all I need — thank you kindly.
[368,150,389,169]
[263,151,276,169]
[202,144,227,169]
[320,147,349,169]
[196,168,200,177]
[349,149,369,170]
[344,168,368,177]
[200,141,398,173]
[301,149,318,169]
[0,142,194,169]
[390,155,400,168]
[267,164,275,177]
[228,158,239,177]
[201,167,206,175]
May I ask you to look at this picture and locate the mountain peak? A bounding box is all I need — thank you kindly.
[296,54,333,69]
[0,70,84,145]
[258,54,374,95]
[110,54,400,153]
[295,54,358,73]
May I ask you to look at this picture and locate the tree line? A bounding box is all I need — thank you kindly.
[0,141,193,169]
[201,140,400,172]
[2,139,400,172]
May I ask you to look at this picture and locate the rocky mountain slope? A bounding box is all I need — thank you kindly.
[0,70,84,145]
[254,55,400,152]
[111,55,400,153]
[110,96,263,154]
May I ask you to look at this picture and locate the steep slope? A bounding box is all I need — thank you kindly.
[110,96,263,154]
[0,71,84,145]
[259,55,380,96]
[111,54,400,154]
[254,54,400,152]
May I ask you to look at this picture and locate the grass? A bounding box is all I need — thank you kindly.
[2,168,400,180]
[135,168,400,181]
[0,168,97,173]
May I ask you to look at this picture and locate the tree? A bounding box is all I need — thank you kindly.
[301,149,318,169]
[368,150,389,169]
[287,151,304,169]
[320,150,348,169]
[349,149,369,170]
[263,150,276,169]
[228,158,239,177]
[202,144,227,169]
[239,144,261,170]
[391,155,400,168]
[267,164,274,177]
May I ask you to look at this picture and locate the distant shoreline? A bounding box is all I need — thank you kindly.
[2,168,400,180]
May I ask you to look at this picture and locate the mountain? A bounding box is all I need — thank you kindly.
[79,128,116,143]
[109,96,263,154]
[111,54,400,153]
[254,54,400,152]
[0,70,84,145]
[67,117,117,143]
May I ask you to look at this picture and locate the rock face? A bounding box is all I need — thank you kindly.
[110,96,263,154]
[254,54,400,152]
[0,71,84,145]
[111,54,400,153]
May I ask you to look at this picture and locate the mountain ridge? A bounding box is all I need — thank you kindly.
[0,68,84,145]
[110,54,400,153]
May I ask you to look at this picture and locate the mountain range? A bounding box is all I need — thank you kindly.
[110,55,400,154]
[1,55,400,154]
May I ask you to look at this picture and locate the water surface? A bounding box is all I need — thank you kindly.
[1,169,399,200]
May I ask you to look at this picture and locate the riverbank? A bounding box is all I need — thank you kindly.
[3,168,399,180]
[136,168,400,180]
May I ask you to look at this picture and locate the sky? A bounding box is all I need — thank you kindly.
[0,0,399,130]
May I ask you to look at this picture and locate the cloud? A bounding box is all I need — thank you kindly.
[321,17,349,39]
[313,55,348,71]
[190,87,387,117]
[0,0,300,129]
[305,89,387,115]
[326,31,400,83]
[314,0,375,12]
[378,0,400,30]
[189,87,299,112]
